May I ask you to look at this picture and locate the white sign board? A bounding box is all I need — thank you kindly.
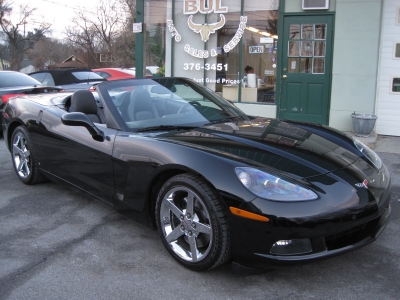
[260,37,274,44]
[133,23,142,33]
[249,46,264,54]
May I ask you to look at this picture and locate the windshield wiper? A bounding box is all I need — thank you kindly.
[135,125,197,132]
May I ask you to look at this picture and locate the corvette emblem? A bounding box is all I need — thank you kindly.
[355,179,368,189]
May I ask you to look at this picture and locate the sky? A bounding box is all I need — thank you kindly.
[9,0,97,38]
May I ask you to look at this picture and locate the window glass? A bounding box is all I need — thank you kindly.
[0,72,42,88]
[287,23,327,75]
[41,73,55,85]
[301,24,313,39]
[97,78,249,131]
[144,0,166,77]
[391,77,400,93]
[72,71,104,80]
[394,43,400,58]
[241,2,279,102]
[29,73,47,84]
[300,58,312,73]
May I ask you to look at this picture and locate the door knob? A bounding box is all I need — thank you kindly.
[282,75,287,78]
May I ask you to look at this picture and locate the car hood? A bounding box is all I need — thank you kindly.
[156,117,363,179]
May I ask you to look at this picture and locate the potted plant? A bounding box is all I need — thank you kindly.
[351,112,378,137]
[153,65,165,78]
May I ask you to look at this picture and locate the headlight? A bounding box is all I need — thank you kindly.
[235,167,318,202]
[353,138,382,169]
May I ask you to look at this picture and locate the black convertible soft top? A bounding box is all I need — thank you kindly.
[29,69,106,85]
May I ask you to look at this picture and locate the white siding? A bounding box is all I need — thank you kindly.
[376,0,400,136]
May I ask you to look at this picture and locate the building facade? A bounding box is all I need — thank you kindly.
[137,0,399,136]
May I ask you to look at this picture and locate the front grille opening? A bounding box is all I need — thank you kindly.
[325,218,380,250]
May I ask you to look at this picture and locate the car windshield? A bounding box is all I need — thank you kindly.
[97,78,250,131]
[0,72,42,88]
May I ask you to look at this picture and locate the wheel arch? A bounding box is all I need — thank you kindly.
[5,120,26,152]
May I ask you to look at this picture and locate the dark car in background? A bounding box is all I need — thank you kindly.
[0,70,60,132]
[29,68,106,92]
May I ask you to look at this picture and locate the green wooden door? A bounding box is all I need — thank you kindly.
[279,15,333,125]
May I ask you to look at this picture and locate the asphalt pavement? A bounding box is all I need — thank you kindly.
[0,131,399,300]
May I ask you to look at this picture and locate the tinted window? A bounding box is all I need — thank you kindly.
[95,72,111,79]
[0,72,42,88]
[72,71,104,80]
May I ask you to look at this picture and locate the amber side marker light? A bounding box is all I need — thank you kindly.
[230,207,270,222]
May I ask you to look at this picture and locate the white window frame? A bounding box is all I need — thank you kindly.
[394,42,400,59]
[390,76,400,94]
[396,7,400,26]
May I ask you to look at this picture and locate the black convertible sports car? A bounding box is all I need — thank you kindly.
[2,78,391,272]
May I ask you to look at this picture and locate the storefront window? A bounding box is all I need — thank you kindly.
[144,0,168,76]
[241,2,279,102]
[165,0,279,103]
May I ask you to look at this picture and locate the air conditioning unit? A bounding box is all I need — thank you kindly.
[302,0,329,10]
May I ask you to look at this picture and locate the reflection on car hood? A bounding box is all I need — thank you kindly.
[156,117,362,178]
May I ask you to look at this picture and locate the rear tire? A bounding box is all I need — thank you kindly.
[155,174,231,271]
[11,126,45,185]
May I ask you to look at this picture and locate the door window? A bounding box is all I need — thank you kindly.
[288,23,326,74]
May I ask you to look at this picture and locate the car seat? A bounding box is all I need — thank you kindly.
[69,90,106,124]
[128,89,159,121]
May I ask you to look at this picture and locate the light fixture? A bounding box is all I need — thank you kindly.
[246,26,259,33]
[270,239,312,255]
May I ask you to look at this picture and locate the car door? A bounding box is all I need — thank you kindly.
[37,107,117,205]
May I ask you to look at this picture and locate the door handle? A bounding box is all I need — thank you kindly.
[282,75,287,79]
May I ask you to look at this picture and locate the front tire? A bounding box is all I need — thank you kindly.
[156,174,231,271]
[11,126,45,185]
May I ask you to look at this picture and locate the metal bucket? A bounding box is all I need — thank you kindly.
[351,113,378,137]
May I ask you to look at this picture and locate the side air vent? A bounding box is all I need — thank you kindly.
[302,0,329,10]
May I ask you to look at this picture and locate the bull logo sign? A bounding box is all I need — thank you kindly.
[187,14,225,42]
[167,0,247,59]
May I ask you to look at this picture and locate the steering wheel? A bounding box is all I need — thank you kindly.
[177,101,201,114]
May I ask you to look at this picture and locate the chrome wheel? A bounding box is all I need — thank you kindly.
[159,186,213,262]
[156,174,231,271]
[12,131,31,179]
[11,126,45,185]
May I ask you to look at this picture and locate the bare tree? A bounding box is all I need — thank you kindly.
[28,37,76,70]
[0,1,51,70]
[0,0,12,69]
[65,0,127,68]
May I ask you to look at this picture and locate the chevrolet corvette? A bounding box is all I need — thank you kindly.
[1,77,391,272]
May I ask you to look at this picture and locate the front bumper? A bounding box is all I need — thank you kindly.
[229,191,391,271]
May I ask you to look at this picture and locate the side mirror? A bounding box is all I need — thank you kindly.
[61,112,104,142]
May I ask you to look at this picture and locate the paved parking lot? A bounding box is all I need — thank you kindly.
[1,131,399,300]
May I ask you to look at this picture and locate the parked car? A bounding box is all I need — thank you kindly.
[144,66,160,75]
[2,77,391,273]
[93,68,136,80]
[29,68,106,92]
[128,67,155,77]
[0,70,60,132]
